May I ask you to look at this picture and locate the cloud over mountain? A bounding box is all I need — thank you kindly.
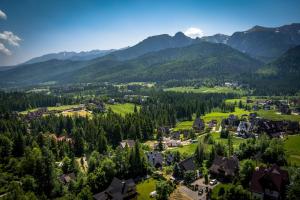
[184,27,203,38]
[0,31,21,46]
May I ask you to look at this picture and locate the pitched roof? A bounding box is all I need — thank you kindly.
[120,140,135,148]
[209,156,239,177]
[250,164,289,194]
[179,157,196,171]
[93,177,136,200]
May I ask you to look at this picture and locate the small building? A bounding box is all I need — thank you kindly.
[93,177,137,200]
[157,126,170,136]
[146,151,163,168]
[171,131,181,140]
[59,173,76,184]
[179,157,196,172]
[250,164,289,200]
[193,117,205,131]
[237,121,252,138]
[209,156,239,180]
[120,140,135,149]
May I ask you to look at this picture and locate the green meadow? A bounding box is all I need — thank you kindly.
[284,134,300,166]
[164,86,247,95]
[136,178,157,200]
[106,103,140,116]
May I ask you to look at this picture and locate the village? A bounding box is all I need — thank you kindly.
[22,95,299,200]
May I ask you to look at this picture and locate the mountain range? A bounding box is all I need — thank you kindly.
[0,23,300,90]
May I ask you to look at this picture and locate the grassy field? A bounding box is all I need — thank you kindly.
[169,143,198,156]
[284,134,300,166]
[19,104,81,114]
[61,109,92,118]
[136,178,157,200]
[106,103,140,116]
[211,183,233,199]
[257,110,300,122]
[164,86,246,95]
[210,132,245,149]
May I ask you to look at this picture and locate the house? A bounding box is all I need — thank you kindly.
[165,154,175,165]
[193,117,205,131]
[279,104,291,115]
[108,98,115,104]
[146,151,163,168]
[208,120,217,128]
[263,104,271,110]
[163,137,182,147]
[120,140,135,149]
[252,105,259,111]
[171,131,181,140]
[209,156,239,180]
[250,165,289,200]
[157,126,170,136]
[93,177,137,200]
[179,157,196,172]
[237,121,252,138]
[59,173,76,184]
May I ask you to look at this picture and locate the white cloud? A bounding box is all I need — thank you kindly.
[0,42,11,55]
[0,31,21,46]
[184,27,204,38]
[0,9,7,20]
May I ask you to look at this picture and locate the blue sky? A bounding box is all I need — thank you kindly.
[0,0,300,66]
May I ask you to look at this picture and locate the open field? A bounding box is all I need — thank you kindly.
[61,109,92,118]
[106,103,140,116]
[164,86,247,95]
[210,132,245,149]
[136,178,157,200]
[19,104,81,114]
[169,143,198,156]
[284,134,300,166]
[257,110,300,122]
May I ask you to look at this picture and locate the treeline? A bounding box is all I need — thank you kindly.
[0,91,75,113]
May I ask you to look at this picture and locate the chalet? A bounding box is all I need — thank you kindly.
[171,131,181,140]
[25,107,48,120]
[146,151,163,168]
[222,114,239,129]
[157,126,170,136]
[250,165,289,200]
[179,157,196,172]
[263,104,271,110]
[209,156,239,180]
[120,140,135,149]
[208,120,217,128]
[93,177,137,200]
[252,105,259,111]
[193,117,205,131]
[249,113,257,120]
[164,137,182,147]
[279,104,291,115]
[165,154,175,165]
[237,121,252,138]
[59,173,76,184]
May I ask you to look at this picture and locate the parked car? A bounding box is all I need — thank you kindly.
[198,188,203,195]
[150,191,157,198]
[209,179,217,185]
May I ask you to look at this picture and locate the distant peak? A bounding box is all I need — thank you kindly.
[174,32,187,38]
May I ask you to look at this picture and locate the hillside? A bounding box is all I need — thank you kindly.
[69,41,262,83]
[226,23,300,62]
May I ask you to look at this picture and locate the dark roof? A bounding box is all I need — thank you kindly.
[59,173,76,184]
[179,157,196,171]
[147,151,163,167]
[250,164,289,194]
[193,118,205,129]
[209,156,239,177]
[93,177,136,200]
[120,140,135,148]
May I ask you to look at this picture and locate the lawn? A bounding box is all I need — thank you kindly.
[106,103,140,116]
[173,120,194,131]
[211,183,233,199]
[210,132,245,149]
[164,86,246,95]
[61,109,92,118]
[169,143,198,156]
[284,134,300,166]
[136,178,157,200]
[257,110,300,122]
[19,104,81,114]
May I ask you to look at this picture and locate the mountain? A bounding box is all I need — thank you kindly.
[0,59,88,87]
[226,23,300,62]
[0,41,262,87]
[24,49,116,64]
[243,45,300,94]
[67,41,262,83]
[201,34,230,44]
[109,32,196,60]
